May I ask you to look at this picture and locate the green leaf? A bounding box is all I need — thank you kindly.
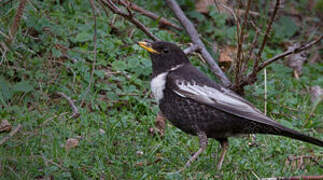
[0,76,13,103]
[273,16,299,40]
[111,60,127,71]
[74,31,92,42]
[278,119,295,129]
[187,11,205,22]
[51,47,62,57]
[13,81,34,93]
[94,70,105,80]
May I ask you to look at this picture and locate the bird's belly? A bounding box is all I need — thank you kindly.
[159,89,245,138]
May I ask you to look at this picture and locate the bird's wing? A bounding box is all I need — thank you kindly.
[168,74,281,127]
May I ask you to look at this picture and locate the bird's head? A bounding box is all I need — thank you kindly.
[138,41,189,75]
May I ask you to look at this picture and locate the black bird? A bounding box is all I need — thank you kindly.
[138,41,323,170]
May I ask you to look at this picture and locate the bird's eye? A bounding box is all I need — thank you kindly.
[163,48,169,54]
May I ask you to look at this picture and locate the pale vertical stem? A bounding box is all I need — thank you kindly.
[264,68,267,115]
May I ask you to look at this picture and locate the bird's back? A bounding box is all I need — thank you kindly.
[159,64,323,147]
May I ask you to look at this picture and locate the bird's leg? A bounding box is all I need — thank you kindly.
[217,139,229,170]
[184,131,208,167]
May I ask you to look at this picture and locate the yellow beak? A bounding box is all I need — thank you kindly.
[138,41,160,54]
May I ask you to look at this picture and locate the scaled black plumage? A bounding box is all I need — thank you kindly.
[138,41,323,170]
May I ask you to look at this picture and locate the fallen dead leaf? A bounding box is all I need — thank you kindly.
[219,46,235,62]
[286,43,307,79]
[149,111,166,137]
[155,111,166,136]
[310,86,323,103]
[219,46,236,71]
[65,138,79,150]
[0,120,12,133]
[135,161,145,167]
[196,0,215,13]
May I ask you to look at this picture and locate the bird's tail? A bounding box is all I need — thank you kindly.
[278,126,323,147]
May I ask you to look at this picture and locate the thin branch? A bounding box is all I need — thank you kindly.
[234,0,242,85]
[239,36,322,87]
[99,0,159,41]
[235,0,251,85]
[246,26,259,60]
[117,0,182,30]
[165,0,231,87]
[0,124,22,146]
[41,153,66,170]
[0,29,10,40]
[241,19,261,76]
[257,36,322,72]
[251,0,280,77]
[183,44,201,55]
[81,0,98,107]
[57,92,80,119]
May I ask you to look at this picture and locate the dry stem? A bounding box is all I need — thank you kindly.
[57,92,80,119]
[81,0,98,107]
[99,0,159,41]
[0,124,22,146]
[117,0,182,30]
[250,0,280,80]
[235,0,252,86]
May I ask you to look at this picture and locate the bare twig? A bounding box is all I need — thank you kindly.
[41,153,66,170]
[245,28,260,70]
[0,124,22,146]
[235,0,251,86]
[99,0,159,41]
[183,44,201,55]
[9,0,28,43]
[117,0,182,30]
[239,36,322,88]
[40,112,69,128]
[0,30,10,40]
[217,3,238,22]
[165,0,231,87]
[57,92,80,119]
[81,0,98,107]
[240,36,323,88]
[249,0,280,80]
[258,36,323,71]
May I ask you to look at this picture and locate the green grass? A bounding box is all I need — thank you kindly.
[0,0,322,179]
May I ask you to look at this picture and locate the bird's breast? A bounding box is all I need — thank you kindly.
[150,72,168,103]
